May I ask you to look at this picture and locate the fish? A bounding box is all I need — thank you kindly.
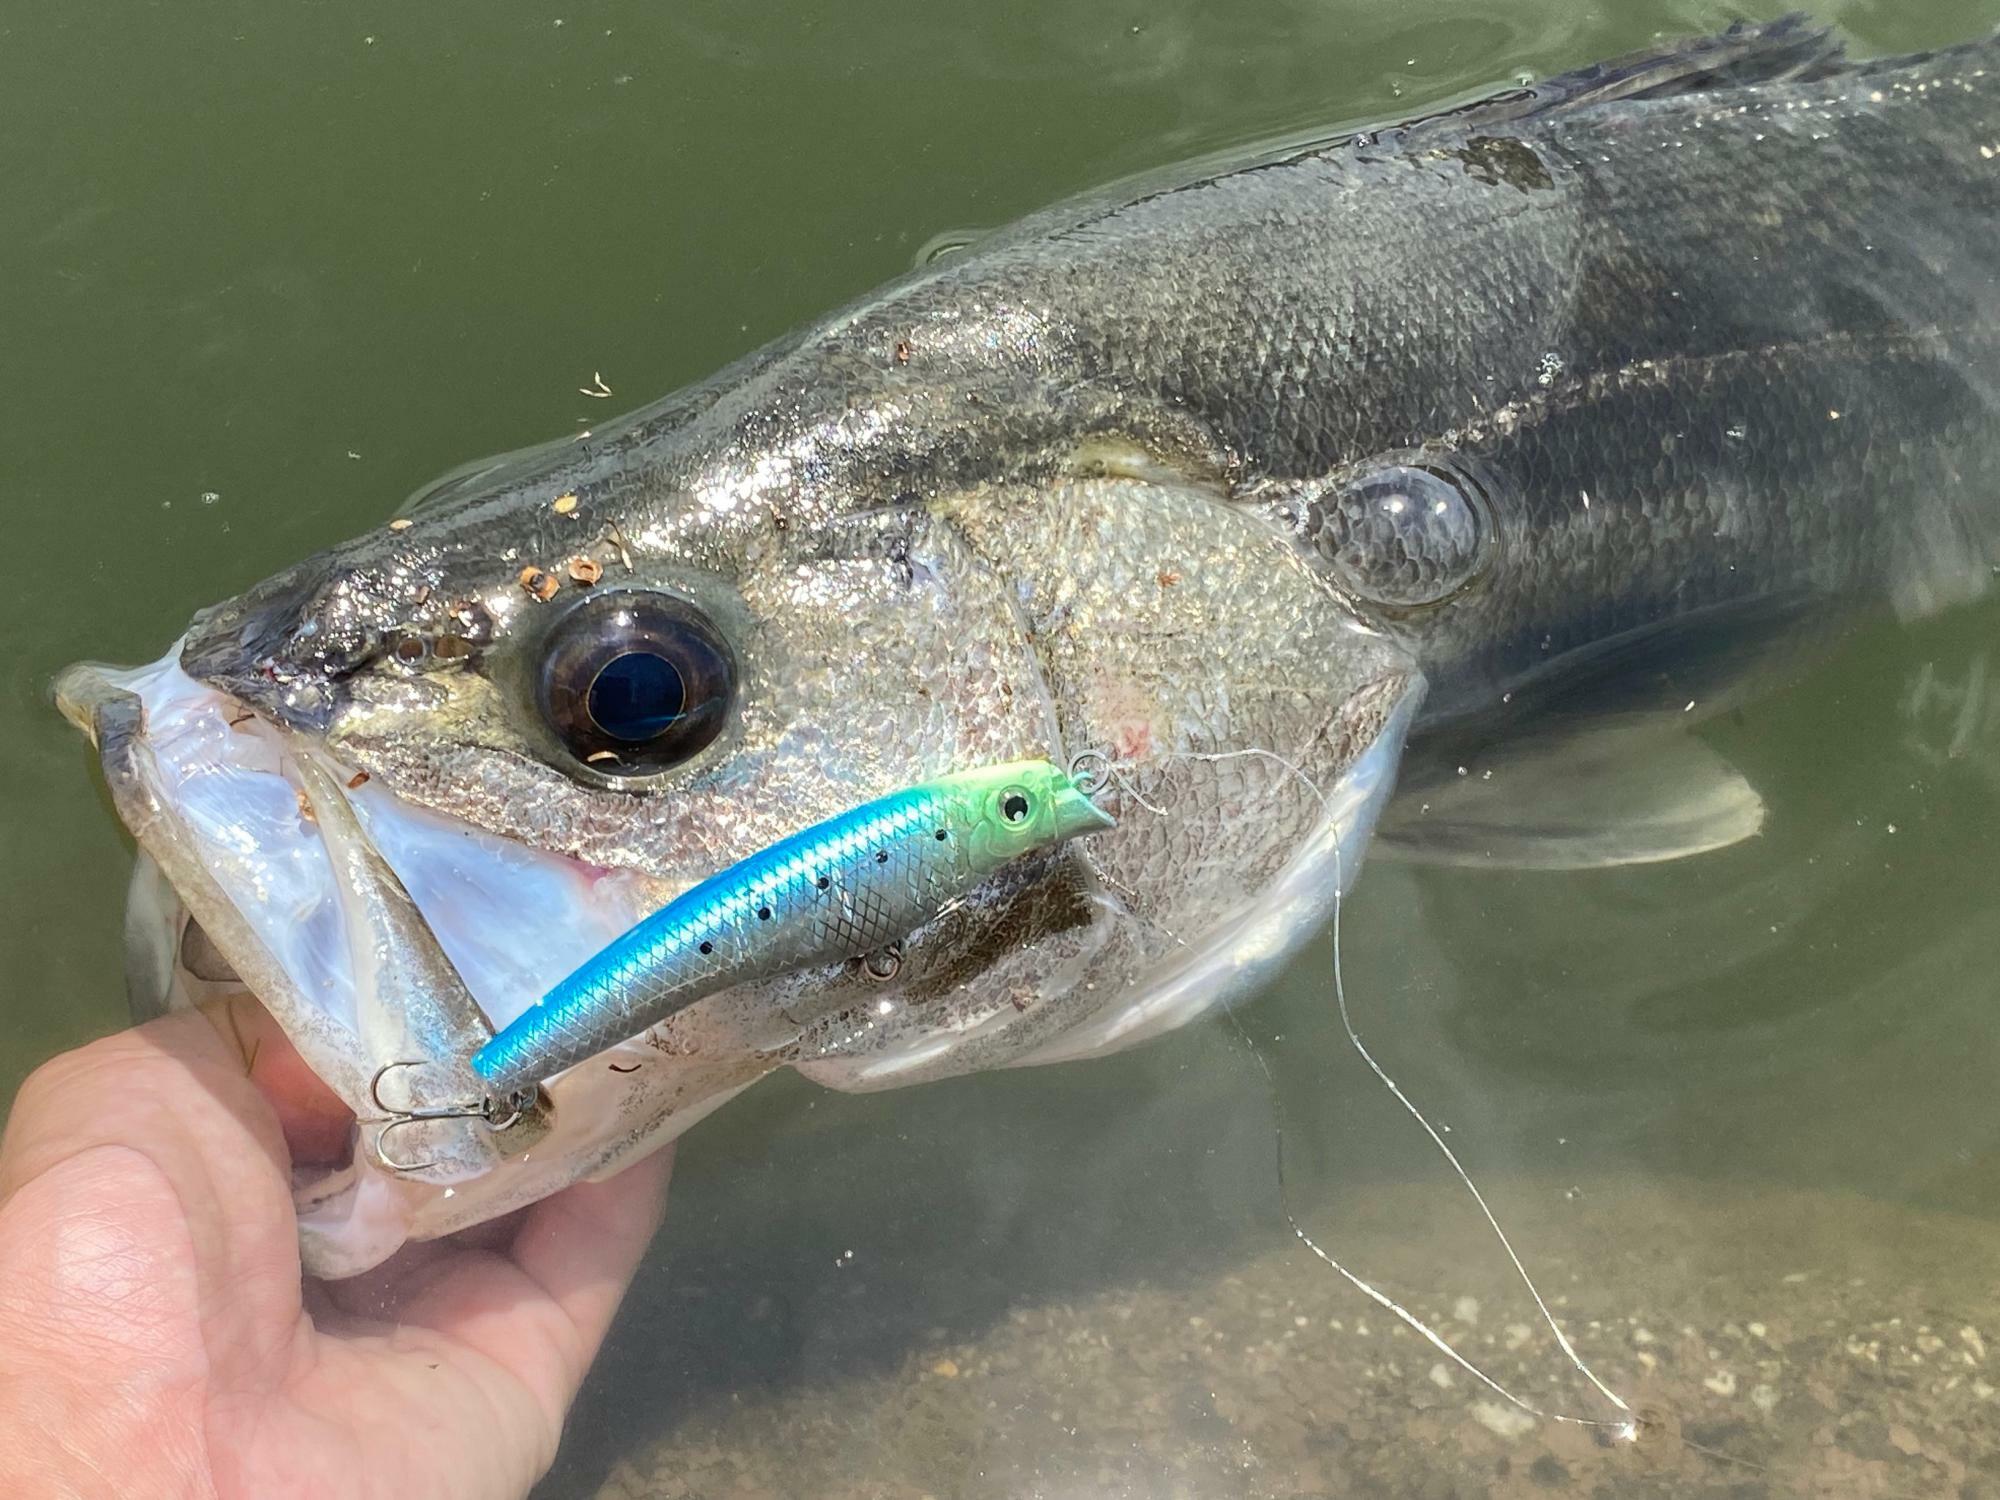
[473,760,1115,1096]
[53,16,2000,1275]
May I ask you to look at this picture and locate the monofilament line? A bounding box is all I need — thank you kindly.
[1110,743,1635,1436]
[1319,825,1632,1434]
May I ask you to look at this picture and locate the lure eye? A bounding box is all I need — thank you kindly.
[999,787,1033,824]
[537,591,736,777]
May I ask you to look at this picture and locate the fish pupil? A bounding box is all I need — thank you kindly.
[587,651,687,742]
[1001,790,1031,823]
[537,592,736,777]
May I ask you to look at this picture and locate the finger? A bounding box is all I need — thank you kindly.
[198,994,354,1168]
[0,1013,307,1388]
[511,1147,675,1373]
[378,1146,673,1426]
[0,1012,283,1195]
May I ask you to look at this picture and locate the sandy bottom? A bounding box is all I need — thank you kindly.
[580,1176,2000,1500]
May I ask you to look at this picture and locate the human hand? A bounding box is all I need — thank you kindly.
[0,1002,670,1500]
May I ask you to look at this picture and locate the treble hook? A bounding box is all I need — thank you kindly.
[365,1060,539,1174]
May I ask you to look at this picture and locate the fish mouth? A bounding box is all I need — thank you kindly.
[52,647,765,1277]
[53,648,652,1046]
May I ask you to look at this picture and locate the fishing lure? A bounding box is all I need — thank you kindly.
[469,758,1114,1095]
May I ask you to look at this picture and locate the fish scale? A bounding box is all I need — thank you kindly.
[471,760,1114,1094]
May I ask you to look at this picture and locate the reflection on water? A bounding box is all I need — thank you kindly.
[5,0,2000,1495]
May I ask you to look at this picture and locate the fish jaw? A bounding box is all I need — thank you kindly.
[52,647,771,1278]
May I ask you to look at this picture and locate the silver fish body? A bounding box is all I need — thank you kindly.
[55,19,2000,1271]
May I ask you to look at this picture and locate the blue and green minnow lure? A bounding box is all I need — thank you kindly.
[471,759,1115,1095]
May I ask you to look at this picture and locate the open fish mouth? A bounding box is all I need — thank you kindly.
[52,646,769,1278]
[53,641,1425,1277]
[62,648,662,1042]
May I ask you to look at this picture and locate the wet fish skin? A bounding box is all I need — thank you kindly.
[56,21,2000,1268]
[174,17,2000,1053]
[186,23,2000,734]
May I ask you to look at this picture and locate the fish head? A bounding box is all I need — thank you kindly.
[56,380,1422,1276]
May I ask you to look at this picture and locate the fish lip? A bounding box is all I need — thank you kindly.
[53,657,376,1101]
[58,666,240,1024]
[54,662,168,843]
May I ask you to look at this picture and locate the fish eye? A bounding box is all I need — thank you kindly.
[999,787,1033,824]
[536,591,736,777]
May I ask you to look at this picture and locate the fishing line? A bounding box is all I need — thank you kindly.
[1084,744,1637,1437]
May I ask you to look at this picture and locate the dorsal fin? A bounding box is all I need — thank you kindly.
[1364,15,1847,150]
[1504,13,1845,109]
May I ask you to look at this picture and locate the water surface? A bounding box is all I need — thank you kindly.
[6,2,2000,1495]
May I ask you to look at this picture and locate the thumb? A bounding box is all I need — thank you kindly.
[0,1010,309,1389]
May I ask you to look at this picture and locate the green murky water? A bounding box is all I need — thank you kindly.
[7,2,2000,1495]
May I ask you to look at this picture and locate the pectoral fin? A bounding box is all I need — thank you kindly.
[1377,724,1764,870]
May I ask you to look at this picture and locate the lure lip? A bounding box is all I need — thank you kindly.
[1050,778,1118,838]
[928,756,1118,843]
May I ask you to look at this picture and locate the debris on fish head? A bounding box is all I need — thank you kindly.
[54,205,1421,1280]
